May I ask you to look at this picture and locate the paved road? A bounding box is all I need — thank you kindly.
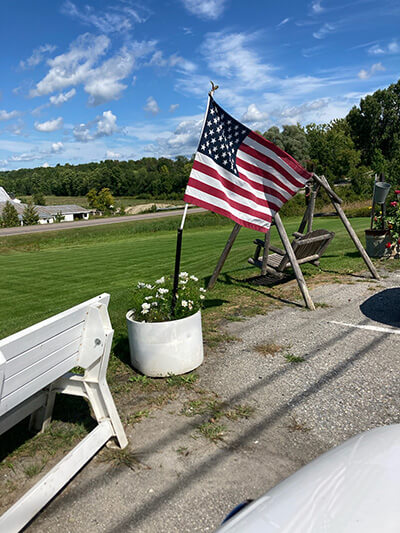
[0,207,206,237]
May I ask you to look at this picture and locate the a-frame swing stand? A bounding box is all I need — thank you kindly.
[207,174,380,310]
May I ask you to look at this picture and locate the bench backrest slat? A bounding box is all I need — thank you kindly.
[0,293,109,417]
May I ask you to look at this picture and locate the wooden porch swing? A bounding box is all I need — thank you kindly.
[206,174,379,310]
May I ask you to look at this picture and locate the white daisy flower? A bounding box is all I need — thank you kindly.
[155,276,165,284]
[144,296,153,300]
[200,295,205,300]
[158,288,169,294]
[190,275,198,281]
[200,287,206,293]
[137,282,145,288]
[181,300,188,307]
[145,284,153,289]
[179,272,188,278]
[141,303,151,311]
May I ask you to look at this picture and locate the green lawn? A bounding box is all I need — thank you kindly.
[0,215,373,340]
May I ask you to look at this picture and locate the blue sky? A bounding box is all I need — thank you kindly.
[0,0,399,170]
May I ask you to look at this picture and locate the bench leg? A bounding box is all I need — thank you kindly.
[83,332,128,449]
[29,387,56,433]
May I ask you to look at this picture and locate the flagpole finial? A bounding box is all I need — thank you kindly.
[209,81,219,98]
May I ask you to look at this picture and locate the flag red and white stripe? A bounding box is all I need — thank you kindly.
[184,97,312,233]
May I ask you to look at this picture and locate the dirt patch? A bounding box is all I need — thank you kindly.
[125,203,175,215]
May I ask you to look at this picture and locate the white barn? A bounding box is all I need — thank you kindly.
[0,187,91,225]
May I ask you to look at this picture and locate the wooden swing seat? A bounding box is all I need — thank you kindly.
[248,229,335,275]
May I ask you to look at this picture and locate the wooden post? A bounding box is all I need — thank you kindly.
[274,213,315,310]
[261,231,271,275]
[317,175,380,280]
[306,182,319,232]
[312,174,342,204]
[207,223,241,289]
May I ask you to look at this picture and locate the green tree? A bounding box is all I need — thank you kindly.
[22,202,39,225]
[86,188,98,209]
[347,79,400,167]
[2,201,20,227]
[96,188,115,212]
[33,191,46,205]
[262,126,285,150]
[53,211,65,223]
[86,188,115,213]
[281,124,310,164]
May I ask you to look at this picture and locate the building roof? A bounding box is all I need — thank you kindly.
[0,202,90,219]
[0,187,12,202]
[36,205,91,217]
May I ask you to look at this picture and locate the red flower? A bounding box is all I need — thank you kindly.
[390,201,398,207]
[385,242,392,249]
[398,238,400,244]
[395,190,400,195]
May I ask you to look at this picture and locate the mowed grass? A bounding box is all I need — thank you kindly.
[0,215,372,340]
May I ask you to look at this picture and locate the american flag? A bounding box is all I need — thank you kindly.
[184,97,312,233]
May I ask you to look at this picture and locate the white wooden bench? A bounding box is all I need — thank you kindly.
[0,293,127,532]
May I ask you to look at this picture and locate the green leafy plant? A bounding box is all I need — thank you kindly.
[128,273,206,323]
[284,353,305,363]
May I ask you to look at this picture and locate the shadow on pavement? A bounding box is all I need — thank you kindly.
[360,288,400,327]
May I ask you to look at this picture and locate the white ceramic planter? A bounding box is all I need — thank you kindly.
[126,310,204,377]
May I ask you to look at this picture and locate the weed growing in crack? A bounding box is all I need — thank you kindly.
[284,353,305,363]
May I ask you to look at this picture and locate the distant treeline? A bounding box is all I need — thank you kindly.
[1,79,400,200]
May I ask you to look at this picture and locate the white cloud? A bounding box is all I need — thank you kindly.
[276,18,290,28]
[51,142,64,153]
[201,31,274,90]
[73,110,118,142]
[368,40,400,56]
[19,44,56,69]
[169,104,179,113]
[105,150,121,159]
[275,96,357,126]
[148,51,196,73]
[180,0,227,20]
[147,117,203,157]
[144,96,160,115]
[9,152,39,162]
[311,1,324,14]
[49,89,76,106]
[0,110,20,121]
[313,23,336,39]
[242,104,268,123]
[42,162,50,168]
[30,34,110,97]
[34,117,64,132]
[61,0,149,33]
[30,33,155,106]
[358,62,385,80]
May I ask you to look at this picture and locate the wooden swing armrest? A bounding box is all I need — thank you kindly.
[269,244,286,255]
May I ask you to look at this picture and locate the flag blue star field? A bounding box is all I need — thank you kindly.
[184,97,312,233]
